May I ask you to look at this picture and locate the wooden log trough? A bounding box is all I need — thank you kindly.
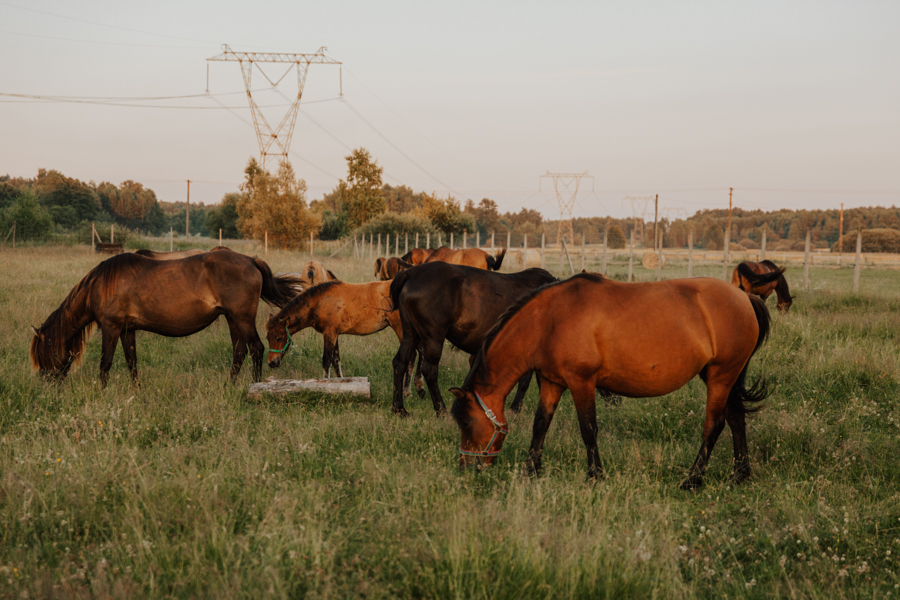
[248,376,370,400]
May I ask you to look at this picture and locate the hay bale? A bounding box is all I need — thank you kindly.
[642,252,666,270]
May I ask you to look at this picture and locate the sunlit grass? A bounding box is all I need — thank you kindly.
[0,244,898,598]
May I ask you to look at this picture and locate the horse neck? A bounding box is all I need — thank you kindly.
[775,275,792,303]
[282,300,313,333]
[475,323,533,412]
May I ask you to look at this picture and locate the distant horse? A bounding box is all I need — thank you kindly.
[374,257,414,281]
[425,246,506,271]
[30,251,301,385]
[450,274,771,489]
[400,248,435,265]
[732,260,792,312]
[134,248,206,260]
[389,262,557,416]
[297,261,338,290]
[265,280,405,379]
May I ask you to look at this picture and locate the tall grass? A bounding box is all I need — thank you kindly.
[0,245,898,598]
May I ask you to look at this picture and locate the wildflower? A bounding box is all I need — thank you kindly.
[745,579,757,589]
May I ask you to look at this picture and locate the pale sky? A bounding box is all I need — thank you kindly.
[1,0,898,220]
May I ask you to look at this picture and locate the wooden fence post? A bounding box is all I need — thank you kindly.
[803,230,811,290]
[369,233,373,259]
[395,234,399,256]
[354,235,359,258]
[111,224,115,244]
[491,230,495,250]
[265,230,268,255]
[722,225,730,280]
[377,233,382,257]
[540,233,545,269]
[506,230,511,251]
[92,223,96,252]
[170,226,173,251]
[760,229,767,261]
[602,229,608,274]
[476,231,480,248]
[688,230,693,277]
[524,233,528,270]
[438,232,442,248]
[656,231,663,281]
[853,230,862,293]
[425,232,429,249]
[405,233,408,255]
[581,233,586,271]
[310,231,314,255]
[463,230,467,249]
[628,231,634,282]
[219,228,223,245]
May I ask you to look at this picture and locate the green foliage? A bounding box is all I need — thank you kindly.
[237,159,320,250]
[0,190,54,241]
[416,193,476,235]
[702,222,724,250]
[464,198,501,236]
[606,224,626,249]
[343,148,385,228]
[354,211,437,238]
[33,169,102,227]
[318,209,350,240]
[835,228,900,253]
[383,184,426,213]
[0,177,23,209]
[204,193,241,239]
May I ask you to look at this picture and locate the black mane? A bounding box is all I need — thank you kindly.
[276,280,343,317]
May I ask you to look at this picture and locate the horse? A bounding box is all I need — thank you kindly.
[134,248,206,260]
[389,262,557,416]
[374,257,414,281]
[30,251,301,386]
[732,260,792,312]
[400,248,435,265]
[507,248,543,269]
[265,280,405,379]
[297,261,338,289]
[424,246,506,271]
[449,273,771,490]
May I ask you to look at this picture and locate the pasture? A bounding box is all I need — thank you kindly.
[1,243,899,599]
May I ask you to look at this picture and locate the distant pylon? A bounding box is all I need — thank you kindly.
[540,171,593,247]
[207,44,341,170]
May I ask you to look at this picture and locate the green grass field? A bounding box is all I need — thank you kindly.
[1,244,899,599]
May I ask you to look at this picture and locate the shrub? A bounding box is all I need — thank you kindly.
[739,238,759,249]
[0,191,53,241]
[354,212,437,239]
[833,228,900,253]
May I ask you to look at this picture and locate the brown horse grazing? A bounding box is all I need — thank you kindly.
[374,257,414,281]
[30,251,301,386]
[135,248,206,260]
[450,274,771,490]
[424,246,506,271]
[732,260,793,312]
[400,247,434,265]
[297,261,338,289]
[389,262,557,416]
[265,280,404,379]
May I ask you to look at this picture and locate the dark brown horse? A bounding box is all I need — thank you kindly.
[450,274,771,490]
[732,260,792,312]
[424,246,506,271]
[389,262,557,416]
[135,248,205,260]
[374,257,414,281]
[400,247,435,265]
[30,251,300,385]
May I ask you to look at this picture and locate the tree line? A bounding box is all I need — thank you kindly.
[4,156,898,252]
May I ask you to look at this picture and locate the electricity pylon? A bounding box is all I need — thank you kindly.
[207,44,341,170]
[540,171,593,247]
[624,195,654,246]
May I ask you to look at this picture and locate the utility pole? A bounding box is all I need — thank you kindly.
[838,203,844,255]
[540,171,593,249]
[186,180,191,238]
[727,187,733,243]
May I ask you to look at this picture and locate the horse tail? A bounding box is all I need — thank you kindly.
[736,262,785,289]
[389,267,414,311]
[486,247,507,271]
[253,258,302,308]
[400,250,414,263]
[728,295,772,416]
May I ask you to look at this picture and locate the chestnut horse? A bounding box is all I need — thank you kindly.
[389,262,557,416]
[265,280,405,379]
[732,260,792,312]
[450,274,771,490]
[374,257,414,281]
[31,251,301,385]
[400,248,434,265]
[297,261,338,289]
[424,246,506,271]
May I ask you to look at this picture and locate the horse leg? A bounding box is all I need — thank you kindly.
[681,381,730,490]
[244,323,265,381]
[322,333,337,378]
[525,377,564,477]
[119,328,138,384]
[420,340,446,416]
[509,371,534,413]
[391,330,420,417]
[725,400,751,484]
[572,386,603,481]
[332,337,343,378]
[225,316,248,380]
[98,324,121,388]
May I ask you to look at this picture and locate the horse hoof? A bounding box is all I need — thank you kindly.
[416,387,426,399]
[730,470,751,485]
[680,477,703,491]
[391,407,410,418]
[434,407,447,418]
[586,468,605,482]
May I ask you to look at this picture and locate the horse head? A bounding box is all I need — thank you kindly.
[264,314,292,369]
[449,387,508,469]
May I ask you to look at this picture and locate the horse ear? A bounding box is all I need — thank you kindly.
[448,387,466,399]
[31,325,39,336]
[327,270,337,280]
[581,269,587,274]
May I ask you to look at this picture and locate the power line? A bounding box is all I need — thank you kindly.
[0,29,211,49]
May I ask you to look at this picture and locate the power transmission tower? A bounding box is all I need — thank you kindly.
[207,44,341,170]
[624,195,654,246]
[540,171,593,247]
